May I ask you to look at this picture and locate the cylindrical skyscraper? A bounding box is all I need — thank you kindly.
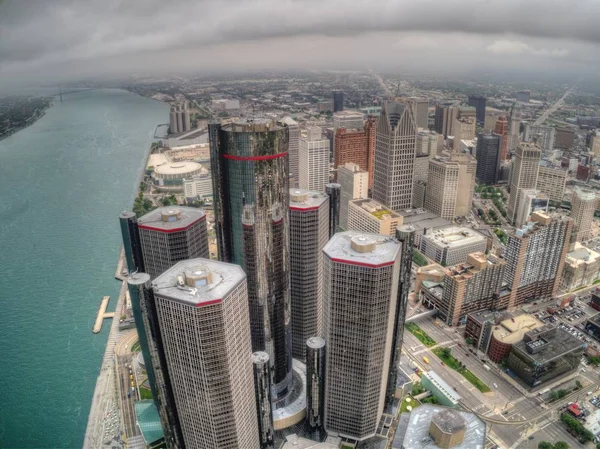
[386,225,414,406]
[289,189,329,361]
[325,183,341,238]
[323,231,401,441]
[306,337,326,439]
[210,119,292,397]
[152,259,260,448]
[119,211,145,274]
[253,351,275,449]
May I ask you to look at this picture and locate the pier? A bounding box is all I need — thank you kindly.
[93,296,114,334]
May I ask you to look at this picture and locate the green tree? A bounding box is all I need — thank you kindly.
[439,347,451,358]
[554,442,568,449]
[589,356,600,366]
[538,442,554,449]
[465,337,474,346]
[576,380,582,389]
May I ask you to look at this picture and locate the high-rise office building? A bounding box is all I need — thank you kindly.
[323,231,401,441]
[135,207,209,278]
[408,98,429,129]
[373,102,417,212]
[325,183,341,238]
[289,189,329,361]
[571,187,597,242]
[555,127,575,150]
[536,162,567,203]
[332,90,344,112]
[169,107,178,135]
[210,119,293,397]
[126,273,184,449]
[468,95,487,125]
[151,259,260,448]
[503,212,572,309]
[119,211,145,274]
[475,132,502,185]
[434,104,449,136]
[424,154,476,221]
[494,115,510,160]
[299,127,330,192]
[333,119,376,190]
[452,117,476,144]
[386,226,414,405]
[279,117,300,188]
[507,143,541,224]
[252,351,274,449]
[416,129,440,156]
[337,162,369,230]
[515,189,548,228]
[306,337,326,439]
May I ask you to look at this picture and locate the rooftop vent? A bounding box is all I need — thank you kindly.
[351,235,376,253]
[184,266,213,287]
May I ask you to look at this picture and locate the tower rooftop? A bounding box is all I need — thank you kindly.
[323,231,400,268]
[138,206,205,232]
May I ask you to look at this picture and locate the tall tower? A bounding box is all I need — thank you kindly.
[306,337,326,439]
[494,115,510,160]
[169,107,179,134]
[325,183,341,238]
[507,143,541,224]
[299,127,330,192]
[468,95,487,125]
[126,273,184,449]
[386,225,414,406]
[210,119,293,397]
[323,231,401,440]
[136,207,209,278]
[253,351,275,449]
[425,154,476,220]
[279,117,300,188]
[571,187,597,242]
[475,132,502,185]
[151,260,260,448]
[332,90,344,112]
[289,189,329,361]
[373,102,417,212]
[119,211,145,274]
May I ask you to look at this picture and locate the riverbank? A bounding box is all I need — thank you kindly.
[0,97,53,141]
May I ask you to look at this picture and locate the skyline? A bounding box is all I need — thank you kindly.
[2,0,600,86]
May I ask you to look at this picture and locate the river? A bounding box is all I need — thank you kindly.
[0,89,167,448]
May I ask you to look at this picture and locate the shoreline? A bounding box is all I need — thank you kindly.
[0,100,53,142]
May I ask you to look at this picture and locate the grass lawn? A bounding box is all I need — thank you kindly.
[139,386,153,400]
[412,250,428,267]
[400,396,420,413]
[432,348,491,393]
[406,323,437,347]
[131,340,141,353]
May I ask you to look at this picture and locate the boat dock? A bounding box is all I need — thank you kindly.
[93,296,115,333]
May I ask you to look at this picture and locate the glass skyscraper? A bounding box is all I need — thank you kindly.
[210,119,293,398]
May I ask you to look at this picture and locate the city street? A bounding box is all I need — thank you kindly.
[114,330,140,441]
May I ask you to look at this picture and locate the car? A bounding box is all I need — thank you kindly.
[528,436,535,440]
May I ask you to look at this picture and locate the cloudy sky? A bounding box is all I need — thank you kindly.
[1,0,599,85]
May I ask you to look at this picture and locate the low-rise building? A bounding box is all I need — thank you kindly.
[392,405,486,449]
[585,313,600,340]
[561,243,600,291]
[507,325,585,388]
[420,227,487,266]
[183,174,213,199]
[415,263,446,297]
[398,209,451,248]
[465,311,511,354]
[347,199,403,236]
[488,314,543,362]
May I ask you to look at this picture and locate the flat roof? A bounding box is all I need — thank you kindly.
[289,189,328,211]
[513,327,584,364]
[423,226,486,248]
[393,405,486,449]
[422,371,462,403]
[153,161,202,175]
[138,206,205,232]
[351,198,401,220]
[492,315,543,344]
[152,259,246,307]
[399,209,451,231]
[323,231,400,268]
[280,435,338,449]
[566,242,600,265]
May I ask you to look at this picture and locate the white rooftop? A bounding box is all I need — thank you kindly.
[423,226,486,248]
[152,259,246,306]
[323,231,400,267]
[289,189,328,210]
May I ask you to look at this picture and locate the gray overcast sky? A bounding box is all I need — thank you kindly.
[1,0,599,84]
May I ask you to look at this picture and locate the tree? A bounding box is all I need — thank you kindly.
[538,442,554,449]
[576,380,582,389]
[554,442,569,449]
[550,391,560,401]
[465,337,474,346]
[440,347,451,358]
[589,356,600,366]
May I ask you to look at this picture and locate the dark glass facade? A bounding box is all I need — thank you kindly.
[253,352,275,449]
[332,91,344,112]
[306,337,326,439]
[210,120,293,397]
[128,274,184,449]
[119,211,145,273]
[325,183,341,238]
[386,226,414,406]
[476,133,502,185]
[468,95,487,125]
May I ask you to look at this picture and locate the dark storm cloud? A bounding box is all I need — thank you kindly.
[0,0,598,72]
